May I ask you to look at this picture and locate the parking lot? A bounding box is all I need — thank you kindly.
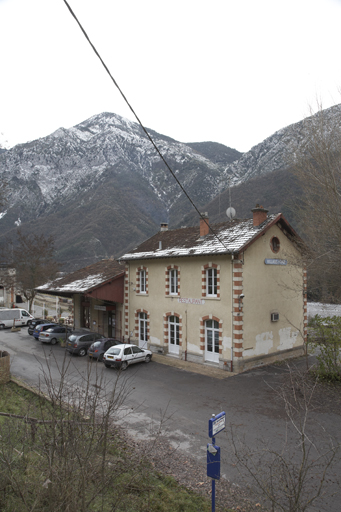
[0,325,340,511]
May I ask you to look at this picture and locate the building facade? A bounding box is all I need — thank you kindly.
[121,207,306,373]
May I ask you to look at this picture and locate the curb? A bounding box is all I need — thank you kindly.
[151,353,237,380]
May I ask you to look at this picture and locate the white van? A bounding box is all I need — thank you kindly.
[0,308,35,329]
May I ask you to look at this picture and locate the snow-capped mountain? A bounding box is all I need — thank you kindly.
[1,104,340,270]
[0,112,240,268]
[181,104,341,228]
[223,103,341,185]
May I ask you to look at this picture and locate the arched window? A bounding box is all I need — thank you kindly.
[169,269,178,295]
[202,263,220,299]
[205,319,219,363]
[206,268,217,296]
[168,315,179,354]
[138,312,148,348]
[136,266,148,294]
[140,269,146,293]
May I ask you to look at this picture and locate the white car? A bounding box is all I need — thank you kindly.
[103,343,152,370]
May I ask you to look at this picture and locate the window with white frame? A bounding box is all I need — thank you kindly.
[169,269,178,295]
[205,319,219,355]
[168,315,179,346]
[139,312,148,342]
[206,267,217,296]
[140,269,146,294]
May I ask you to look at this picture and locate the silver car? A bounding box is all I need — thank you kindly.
[39,325,72,345]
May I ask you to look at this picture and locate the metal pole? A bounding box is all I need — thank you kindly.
[212,479,215,512]
[212,435,216,512]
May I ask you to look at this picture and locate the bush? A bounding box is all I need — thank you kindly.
[309,315,341,382]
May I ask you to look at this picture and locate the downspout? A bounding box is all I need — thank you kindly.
[184,309,188,361]
[231,254,234,372]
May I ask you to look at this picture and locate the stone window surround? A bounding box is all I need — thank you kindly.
[163,311,182,347]
[134,308,150,341]
[136,266,148,295]
[201,263,220,299]
[199,314,223,354]
[165,264,180,296]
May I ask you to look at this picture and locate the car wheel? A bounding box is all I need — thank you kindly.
[98,354,104,362]
[120,361,128,371]
[78,348,87,357]
[104,363,111,368]
[50,338,57,345]
[145,355,151,363]
[0,324,4,330]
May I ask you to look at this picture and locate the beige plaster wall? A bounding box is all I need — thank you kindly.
[242,225,304,360]
[126,255,233,361]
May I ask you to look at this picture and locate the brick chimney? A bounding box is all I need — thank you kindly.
[251,205,269,226]
[200,212,209,237]
[160,223,168,231]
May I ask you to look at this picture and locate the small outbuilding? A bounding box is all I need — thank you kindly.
[38,259,125,339]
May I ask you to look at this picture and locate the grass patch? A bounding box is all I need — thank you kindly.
[0,380,221,512]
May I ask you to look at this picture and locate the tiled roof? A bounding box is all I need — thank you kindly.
[37,259,125,294]
[121,214,291,261]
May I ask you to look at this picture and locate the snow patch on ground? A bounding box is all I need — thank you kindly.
[308,302,341,318]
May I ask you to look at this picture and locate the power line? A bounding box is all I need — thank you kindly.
[62,0,231,252]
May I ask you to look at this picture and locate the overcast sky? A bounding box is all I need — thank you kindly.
[1,0,341,153]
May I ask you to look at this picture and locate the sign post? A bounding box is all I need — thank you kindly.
[207,412,226,512]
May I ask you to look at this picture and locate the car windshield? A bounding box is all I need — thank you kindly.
[46,328,54,333]
[92,341,101,349]
[107,347,121,355]
[68,335,77,342]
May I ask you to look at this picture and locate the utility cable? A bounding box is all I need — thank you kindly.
[62,0,232,252]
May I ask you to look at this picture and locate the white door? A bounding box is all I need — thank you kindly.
[168,315,179,355]
[205,320,219,363]
[138,312,148,348]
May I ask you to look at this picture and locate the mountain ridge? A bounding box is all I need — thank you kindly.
[1,105,341,270]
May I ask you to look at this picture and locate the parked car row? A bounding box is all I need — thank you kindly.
[27,322,153,370]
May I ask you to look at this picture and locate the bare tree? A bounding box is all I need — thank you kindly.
[288,103,341,302]
[2,229,59,311]
[229,367,339,512]
[0,354,176,512]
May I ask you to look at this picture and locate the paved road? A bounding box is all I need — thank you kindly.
[0,327,340,511]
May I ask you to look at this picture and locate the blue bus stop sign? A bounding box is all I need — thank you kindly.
[208,411,226,438]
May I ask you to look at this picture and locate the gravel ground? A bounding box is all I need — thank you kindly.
[122,429,265,512]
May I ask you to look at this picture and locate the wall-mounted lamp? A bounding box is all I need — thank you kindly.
[239,293,245,311]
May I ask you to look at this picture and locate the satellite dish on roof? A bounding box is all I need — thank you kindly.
[226,207,236,220]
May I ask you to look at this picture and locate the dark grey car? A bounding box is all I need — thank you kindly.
[66,330,105,357]
[88,338,122,362]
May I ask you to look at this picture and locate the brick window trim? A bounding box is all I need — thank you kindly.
[201,263,221,299]
[163,312,182,346]
[165,265,180,296]
[136,266,148,294]
[199,315,223,353]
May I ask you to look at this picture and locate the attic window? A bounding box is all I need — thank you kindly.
[270,236,280,254]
